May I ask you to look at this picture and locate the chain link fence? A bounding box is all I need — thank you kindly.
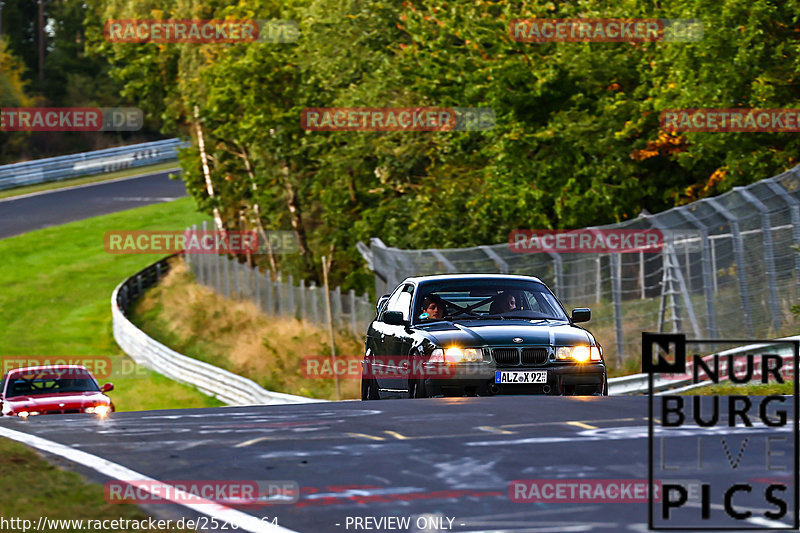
[185,223,374,338]
[358,165,800,366]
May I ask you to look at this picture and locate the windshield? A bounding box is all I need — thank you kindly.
[5,370,100,398]
[414,279,568,323]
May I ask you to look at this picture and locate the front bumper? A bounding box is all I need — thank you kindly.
[422,362,606,396]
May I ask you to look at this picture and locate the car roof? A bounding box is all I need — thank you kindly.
[5,365,91,377]
[402,273,545,284]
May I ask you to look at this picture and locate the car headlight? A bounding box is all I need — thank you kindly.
[17,411,29,418]
[556,346,601,363]
[86,405,111,416]
[428,347,482,363]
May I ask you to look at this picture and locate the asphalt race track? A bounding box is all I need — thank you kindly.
[0,170,186,240]
[2,396,795,532]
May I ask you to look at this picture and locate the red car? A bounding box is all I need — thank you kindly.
[0,365,115,418]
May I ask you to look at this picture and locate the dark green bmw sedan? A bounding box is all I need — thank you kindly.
[362,274,607,400]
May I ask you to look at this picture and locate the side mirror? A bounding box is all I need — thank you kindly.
[101,383,114,393]
[376,294,390,314]
[383,311,408,326]
[571,308,591,323]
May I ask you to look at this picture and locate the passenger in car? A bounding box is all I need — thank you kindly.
[490,292,518,314]
[421,296,445,320]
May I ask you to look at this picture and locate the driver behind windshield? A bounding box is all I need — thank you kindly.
[499,292,517,313]
[420,296,445,320]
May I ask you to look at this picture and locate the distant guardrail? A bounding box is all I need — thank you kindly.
[111,254,325,406]
[608,337,799,395]
[0,138,187,191]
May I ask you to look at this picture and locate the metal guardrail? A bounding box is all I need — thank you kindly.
[0,138,187,191]
[111,254,325,406]
[608,336,799,395]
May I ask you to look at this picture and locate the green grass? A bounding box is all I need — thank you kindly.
[0,161,180,200]
[0,439,192,532]
[684,380,795,395]
[0,196,224,411]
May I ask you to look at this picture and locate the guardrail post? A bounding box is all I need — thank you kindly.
[349,289,357,337]
[638,251,645,299]
[706,198,754,336]
[676,210,718,339]
[241,260,248,299]
[309,282,319,323]
[231,259,238,298]
[547,251,563,296]
[213,251,221,293]
[185,225,193,272]
[288,274,295,317]
[265,272,273,314]
[275,275,282,315]
[239,260,246,299]
[736,187,782,333]
[254,265,261,309]
[300,279,306,321]
[222,255,231,298]
[199,221,208,286]
[595,255,602,302]
[609,253,625,363]
[333,286,343,329]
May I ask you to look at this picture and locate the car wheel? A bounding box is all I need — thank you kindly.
[361,376,379,401]
[602,377,609,396]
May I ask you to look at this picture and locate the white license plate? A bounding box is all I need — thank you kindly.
[495,370,547,384]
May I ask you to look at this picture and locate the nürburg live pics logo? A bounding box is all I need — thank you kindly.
[645,332,799,530]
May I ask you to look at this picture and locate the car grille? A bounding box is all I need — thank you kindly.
[522,348,548,366]
[492,348,520,365]
[491,347,551,366]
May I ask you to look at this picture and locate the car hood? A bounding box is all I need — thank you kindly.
[4,391,110,411]
[417,320,594,347]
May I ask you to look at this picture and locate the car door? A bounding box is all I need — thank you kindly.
[375,283,414,397]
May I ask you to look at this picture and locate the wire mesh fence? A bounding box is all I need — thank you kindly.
[358,165,800,367]
[185,222,374,338]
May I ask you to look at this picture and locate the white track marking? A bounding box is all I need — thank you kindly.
[0,425,299,533]
[0,168,181,203]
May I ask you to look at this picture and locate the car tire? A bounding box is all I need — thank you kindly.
[602,377,609,396]
[361,376,379,401]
